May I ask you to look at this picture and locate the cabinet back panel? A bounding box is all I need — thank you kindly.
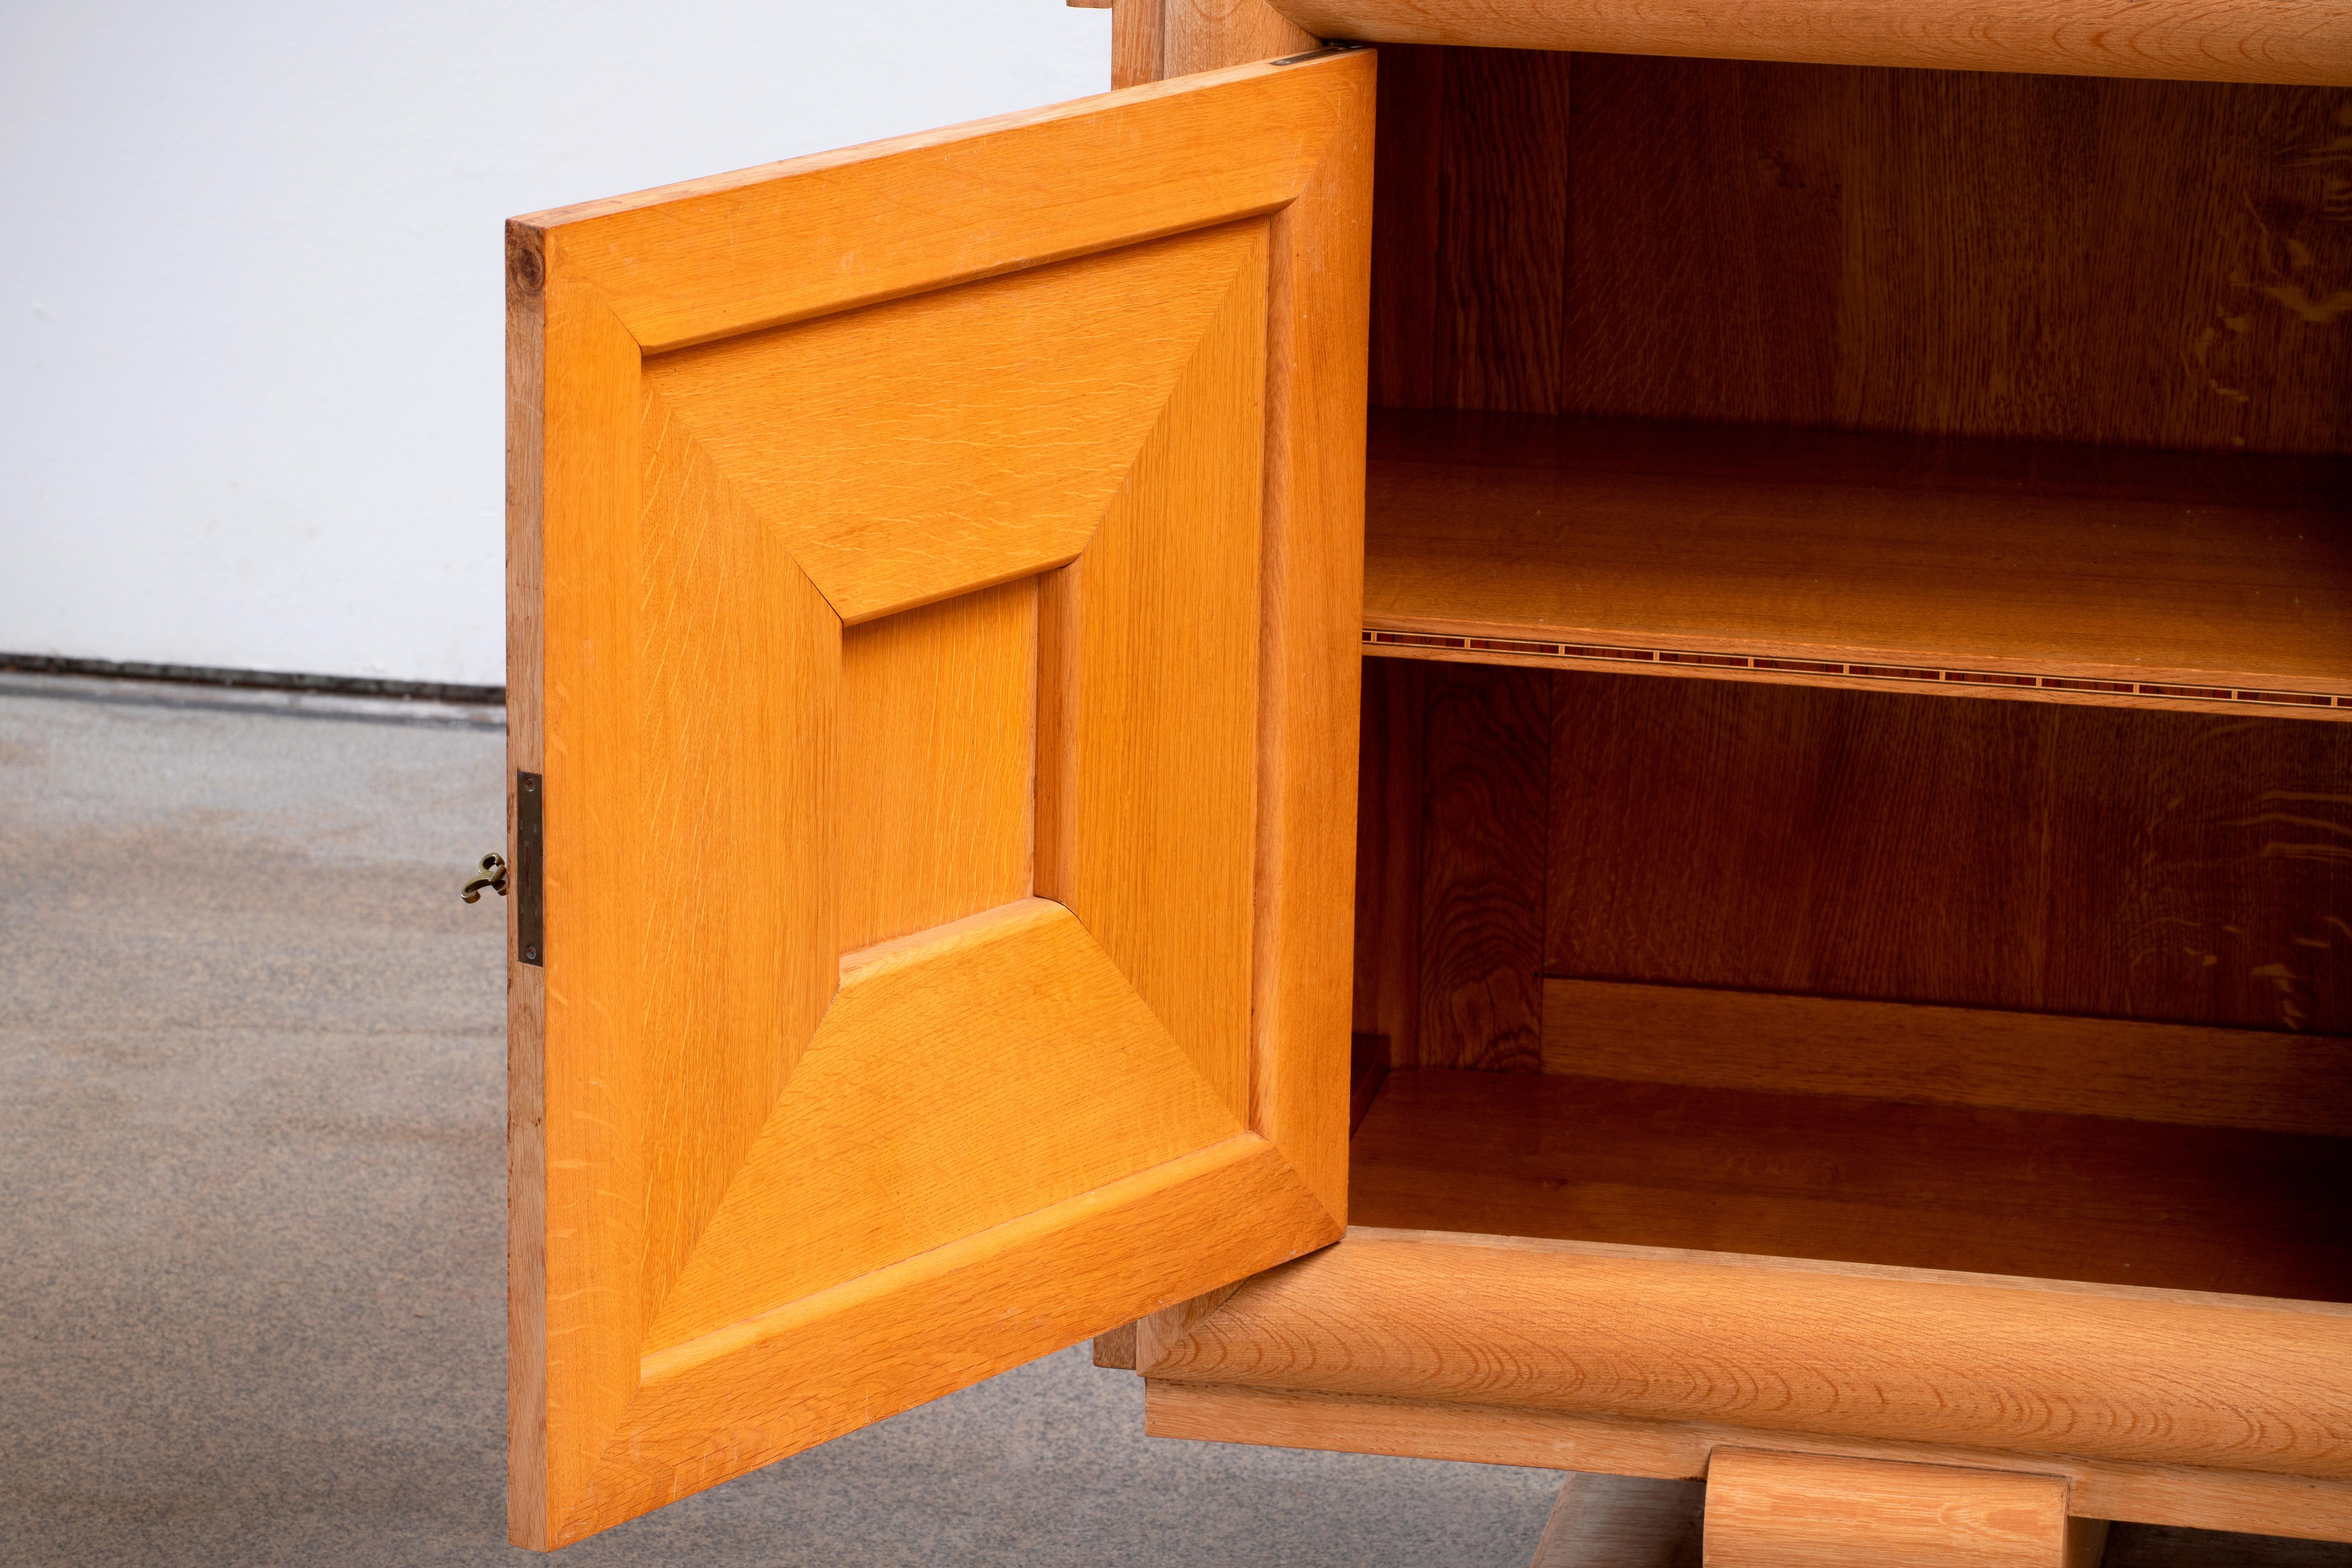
[1370,47,2352,453]
[1546,670,2352,1034]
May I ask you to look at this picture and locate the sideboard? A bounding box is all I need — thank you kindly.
[504,0,2352,1554]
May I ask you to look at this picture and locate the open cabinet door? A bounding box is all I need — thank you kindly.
[504,49,1372,1549]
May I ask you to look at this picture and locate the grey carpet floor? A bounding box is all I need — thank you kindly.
[0,681,1560,1567]
[3,679,2343,1567]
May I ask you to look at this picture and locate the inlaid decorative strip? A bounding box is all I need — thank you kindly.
[1360,628,2351,713]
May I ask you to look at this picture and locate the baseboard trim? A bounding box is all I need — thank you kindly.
[0,652,502,707]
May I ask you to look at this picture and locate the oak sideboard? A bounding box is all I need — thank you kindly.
[503,0,2352,1556]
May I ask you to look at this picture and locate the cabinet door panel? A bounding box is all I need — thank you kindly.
[505,50,1372,1549]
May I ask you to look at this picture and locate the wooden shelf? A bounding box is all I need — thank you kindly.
[1349,1067,2352,1301]
[1363,410,2352,718]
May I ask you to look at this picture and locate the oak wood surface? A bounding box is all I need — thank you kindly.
[514,55,1362,354]
[1351,657,1424,1065]
[1280,0,2352,84]
[1243,43,1374,1219]
[1530,1472,1704,1568]
[1141,1229,2352,1481]
[1166,0,1318,75]
[1350,1067,2352,1298]
[1109,0,1318,88]
[1415,663,1548,1070]
[1363,410,2352,701]
[1035,227,1267,1123]
[591,1134,1328,1539]
[1368,54,2352,457]
[1092,1321,1139,1369]
[503,222,552,1542]
[640,900,1247,1350]
[838,580,1036,952]
[1543,979,2352,1139]
[645,223,1267,624]
[507,52,1373,1546]
[1544,672,2352,1035]
[1702,1449,2074,1568]
[1143,1380,2352,1540]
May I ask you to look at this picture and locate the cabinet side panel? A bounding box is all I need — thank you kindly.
[1166,0,1317,77]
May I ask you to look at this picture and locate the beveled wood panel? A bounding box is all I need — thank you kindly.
[1038,239,1267,1120]
[508,51,1373,1547]
[1363,411,2352,704]
[1369,54,2352,457]
[1350,1068,2352,1298]
[1282,0,2352,85]
[1544,671,2352,1034]
[643,224,1264,624]
[641,899,1246,1351]
[839,580,1036,953]
[1542,979,2352,1138]
[1142,1229,2352,1479]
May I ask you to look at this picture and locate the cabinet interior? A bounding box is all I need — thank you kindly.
[1346,47,2352,1303]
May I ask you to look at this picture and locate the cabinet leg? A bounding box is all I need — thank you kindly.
[1703,1448,2107,1568]
[1528,1472,1705,1567]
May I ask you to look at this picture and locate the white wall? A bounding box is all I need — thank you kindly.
[1,3,1110,688]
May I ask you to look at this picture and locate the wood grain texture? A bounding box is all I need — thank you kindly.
[1352,657,1424,1066]
[510,51,1374,1546]
[643,225,1260,624]
[1545,672,2352,1035]
[1093,1320,1139,1369]
[640,899,1246,1351]
[1143,1229,2352,1482]
[1368,55,2352,456]
[1703,1449,2073,1568]
[1416,664,1549,1070]
[566,1133,1332,1547]
[1164,0,1318,76]
[1364,411,2352,699]
[1274,0,2352,85]
[1531,1472,1704,1568]
[626,381,846,1370]
[1112,0,1166,87]
[839,579,1035,953]
[503,220,551,1545]
[1351,1067,2352,1298]
[1431,47,1573,415]
[1037,233,1267,1124]
[1246,44,1375,1220]
[519,54,1355,354]
[1542,979,2352,1138]
[1142,1380,2352,1540]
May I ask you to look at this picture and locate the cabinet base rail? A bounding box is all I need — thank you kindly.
[1136,1228,2352,1543]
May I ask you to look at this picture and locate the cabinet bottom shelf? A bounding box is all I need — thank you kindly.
[1350,1067,2352,1302]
